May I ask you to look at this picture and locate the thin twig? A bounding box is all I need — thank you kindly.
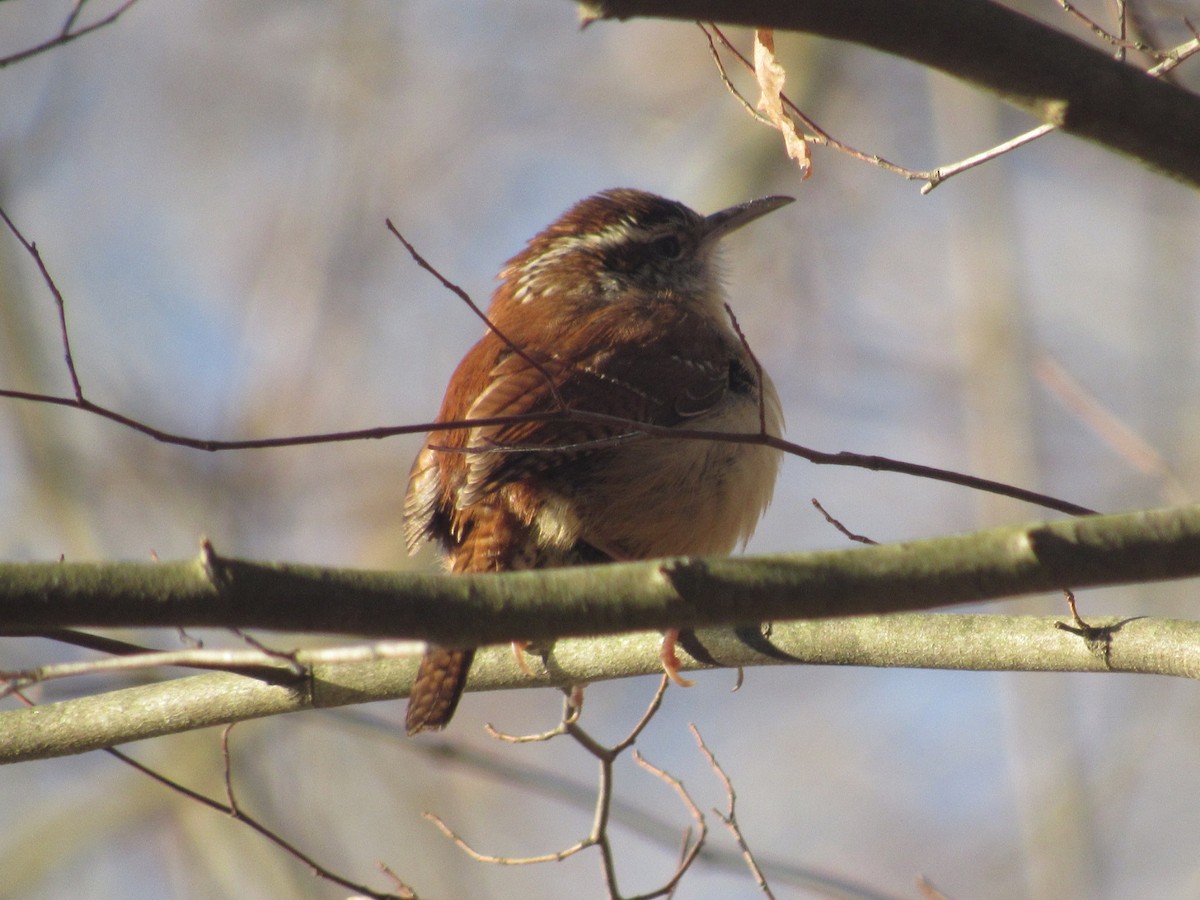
[1,640,426,699]
[1133,34,1200,76]
[629,749,708,899]
[0,206,84,399]
[443,404,1098,517]
[920,124,1056,195]
[386,219,567,411]
[105,746,402,897]
[0,206,1096,518]
[0,0,143,69]
[921,33,1200,193]
[424,811,594,865]
[229,628,307,675]
[429,677,693,898]
[220,724,239,815]
[811,498,878,545]
[700,24,773,126]
[1053,587,1118,666]
[664,826,692,900]
[16,628,165,657]
[611,675,671,753]
[62,0,90,37]
[485,690,576,743]
[349,708,903,899]
[1116,0,1128,63]
[483,720,568,743]
[8,689,403,898]
[1057,0,1164,56]
[0,647,297,699]
[701,21,1198,194]
[690,724,776,899]
[376,862,418,900]
[1060,587,1089,632]
[724,303,770,436]
[701,23,923,180]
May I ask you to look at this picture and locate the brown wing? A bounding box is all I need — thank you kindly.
[457,304,735,506]
[454,351,622,509]
[404,303,739,550]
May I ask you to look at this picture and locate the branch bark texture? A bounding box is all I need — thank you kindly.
[4,614,1200,764]
[1,506,1199,642]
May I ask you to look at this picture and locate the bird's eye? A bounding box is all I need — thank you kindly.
[650,234,683,260]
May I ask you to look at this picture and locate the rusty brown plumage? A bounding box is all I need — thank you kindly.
[403,188,791,734]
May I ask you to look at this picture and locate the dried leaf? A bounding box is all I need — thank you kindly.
[754,29,811,178]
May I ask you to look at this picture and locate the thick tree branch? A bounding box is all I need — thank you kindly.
[2,506,1199,642]
[6,505,1200,763]
[580,0,1200,187]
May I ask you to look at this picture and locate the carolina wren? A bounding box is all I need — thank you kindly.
[403,188,791,734]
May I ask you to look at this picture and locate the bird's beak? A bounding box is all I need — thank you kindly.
[701,195,794,244]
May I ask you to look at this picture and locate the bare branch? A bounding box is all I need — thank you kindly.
[920,33,1200,193]
[0,0,143,69]
[811,498,878,545]
[698,21,1200,194]
[0,638,430,700]
[612,675,670,753]
[3,506,1200,641]
[6,685,407,899]
[219,724,239,815]
[7,611,1200,764]
[1057,0,1164,56]
[424,810,593,865]
[629,748,708,898]
[583,0,1200,188]
[920,124,1056,195]
[0,205,1092,515]
[427,678,691,897]
[0,206,84,400]
[485,690,578,743]
[104,742,406,899]
[690,725,775,899]
[702,23,922,180]
[386,218,567,410]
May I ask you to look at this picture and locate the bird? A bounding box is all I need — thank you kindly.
[403,187,791,734]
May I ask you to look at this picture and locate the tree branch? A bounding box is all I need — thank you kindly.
[2,506,1199,641]
[0,0,143,69]
[579,0,1200,187]
[4,612,1200,764]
